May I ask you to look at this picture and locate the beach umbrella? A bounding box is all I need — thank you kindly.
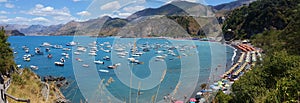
[190,98,197,102]
[175,101,184,103]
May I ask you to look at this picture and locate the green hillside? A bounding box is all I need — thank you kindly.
[222,0,300,40]
[216,0,300,102]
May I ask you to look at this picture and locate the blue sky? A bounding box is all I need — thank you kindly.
[0,0,235,25]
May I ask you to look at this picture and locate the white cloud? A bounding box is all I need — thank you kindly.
[32,17,50,23]
[5,3,15,8]
[35,4,44,8]
[42,6,54,12]
[118,12,132,17]
[77,11,91,16]
[100,1,121,10]
[0,0,7,3]
[0,16,7,19]
[73,0,80,2]
[27,4,71,17]
[123,6,145,13]
[0,10,8,14]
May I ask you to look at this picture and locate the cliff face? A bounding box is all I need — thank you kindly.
[5,30,25,36]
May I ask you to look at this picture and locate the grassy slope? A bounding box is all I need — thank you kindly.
[7,68,60,103]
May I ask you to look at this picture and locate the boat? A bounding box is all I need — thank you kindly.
[47,54,52,58]
[25,49,29,53]
[35,48,43,55]
[46,48,50,52]
[30,65,38,70]
[62,48,71,51]
[98,69,109,73]
[66,41,77,46]
[77,47,87,52]
[89,52,97,56]
[60,57,65,63]
[75,58,83,62]
[103,56,110,61]
[40,42,52,47]
[52,45,63,49]
[23,57,30,61]
[82,64,89,68]
[74,52,81,55]
[54,62,64,66]
[94,60,104,64]
[107,63,121,69]
[61,52,69,56]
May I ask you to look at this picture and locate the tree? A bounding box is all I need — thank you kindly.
[0,26,15,74]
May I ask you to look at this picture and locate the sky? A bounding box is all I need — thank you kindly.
[0,0,235,25]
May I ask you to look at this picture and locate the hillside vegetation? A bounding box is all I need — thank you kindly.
[215,0,300,102]
[222,0,300,40]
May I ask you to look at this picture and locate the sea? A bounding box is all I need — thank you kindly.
[8,36,235,102]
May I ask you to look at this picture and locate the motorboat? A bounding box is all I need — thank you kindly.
[52,45,63,49]
[107,63,121,69]
[30,65,38,70]
[62,48,71,51]
[60,57,65,63]
[74,52,81,55]
[98,69,109,73]
[46,48,50,52]
[77,47,87,52]
[103,56,110,61]
[89,52,97,56]
[61,52,69,56]
[66,41,77,46]
[82,64,89,68]
[54,62,64,66]
[40,42,52,47]
[75,58,83,62]
[35,48,43,55]
[47,54,52,58]
[94,60,104,64]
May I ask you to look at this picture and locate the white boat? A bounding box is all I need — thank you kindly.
[98,69,109,73]
[60,57,65,63]
[103,50,111,53]
[66,41,77,46]
[115,48,125,52]
[94,60,104,64]
[25,49,29,53]
[74,52,81,55]
[23,56,30,61]
[77,47,87,52]
[40,42,52,47]
[52,45,63,49]
[61,52,69,56]
[82,64,89,68]
[62,48,71,51]
[156,55,165,59]
[131,54,140,57]
[128,58,135,62]
[89,52,97,56]
[30,65,38,70]
[54,62,64,66]
[103,56,110,61]
[75,58,83,62]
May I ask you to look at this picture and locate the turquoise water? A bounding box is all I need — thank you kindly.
[8,36,234,102]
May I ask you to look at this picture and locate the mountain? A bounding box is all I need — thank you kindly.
[127,1,212,21]
[5,30,25,36]
[0,24,29,31]
[53,16,128,36]
[20,24,63,35]
[2,0,246,38]
[213,0,256,11]
[222,0,300,40]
